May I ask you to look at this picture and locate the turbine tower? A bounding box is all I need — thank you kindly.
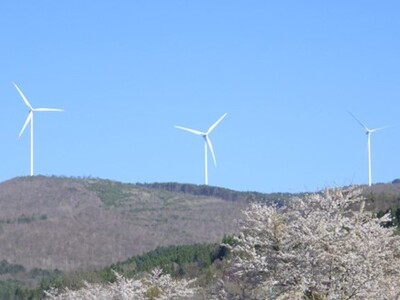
[175,113,227,185]
[349,112,389,187]
[14,83,63,176]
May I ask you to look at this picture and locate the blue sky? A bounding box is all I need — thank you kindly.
[1,1,399,193]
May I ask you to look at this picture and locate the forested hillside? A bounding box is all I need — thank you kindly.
[0,176,400,297]
[0,176,256,287]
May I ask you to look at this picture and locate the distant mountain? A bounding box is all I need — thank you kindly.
[0,176,399,288]
[361,180,400,212]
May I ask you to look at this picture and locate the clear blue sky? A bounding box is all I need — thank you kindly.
[1,1,399,193]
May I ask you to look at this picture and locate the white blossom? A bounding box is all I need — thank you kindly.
[44,268,197,300]
[226,188,400,300]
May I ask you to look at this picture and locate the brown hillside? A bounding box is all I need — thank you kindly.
[0,176,248,273]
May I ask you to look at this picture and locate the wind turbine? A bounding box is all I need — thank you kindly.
[349,112,389,187]
[175,113,227,185]
[14,83,63,176]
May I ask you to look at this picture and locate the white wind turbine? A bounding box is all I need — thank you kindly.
[14,83,63,176]
[175,113,227,185]
[349,112,389,187]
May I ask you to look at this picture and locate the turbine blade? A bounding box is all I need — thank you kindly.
[348,111,370,132]
[34,108,63,112]
[370,125,391,133]
[206,136,217,166]
[19,112,32,138]
[175,125,205,136]
[207,113,227,134]
[13,83,33,110]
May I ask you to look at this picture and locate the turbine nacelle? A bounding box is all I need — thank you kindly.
[13,82,63,176]
[14,83,64,138]
[348,111,390,187]
[175,113,227,185]
[348,111,389,135]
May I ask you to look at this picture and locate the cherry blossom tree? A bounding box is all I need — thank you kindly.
[225,188,400,300]
[44,267,197,300]
[44,188,400,300]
